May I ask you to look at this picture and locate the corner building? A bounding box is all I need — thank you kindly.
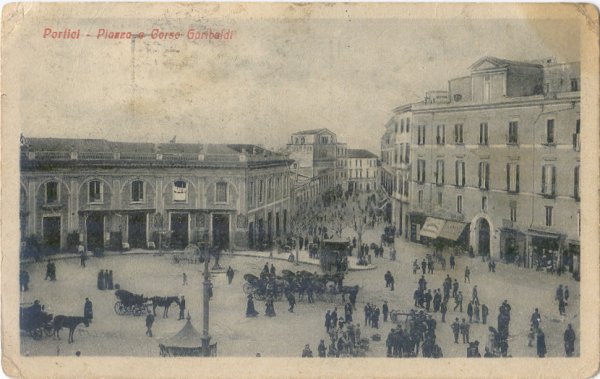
[20,138,292,254]
[406,57,580,272]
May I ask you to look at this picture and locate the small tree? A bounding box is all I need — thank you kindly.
[351,193,371,257]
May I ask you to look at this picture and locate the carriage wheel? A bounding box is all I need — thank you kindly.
[30,328,43,340]
[133,307,143,317]
[114,301,126,315]
[242,283,252,295]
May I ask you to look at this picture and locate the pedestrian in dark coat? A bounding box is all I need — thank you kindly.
[325,310,331,331]
[452,280,459,298]
[97,270,104,290]
[318,340,327,357]
[84,298,93,323]
[564,286,570,304]
[449,254,455,270]
[107,270,114,290]
[424,290,432,312]
[246,295,259,317]
[80,252,86,267]
[179,296,186,320]
[103,270,109,289]
[451,318,460,343]
[464,266,470,283]
[270,264,276,276]
[433,290,442,312]
[440,301,447,323]
[226,266,234,284]
[460,318,470,344]
[558,298,566,315]
[481,304,489,324]
[145,313,155,337]
[382,301,389,322]
[564,324,576,357]
[537,329,547,357]
[454,291,463,312]
[287,293,296,313]
[45,261,53,280]
[467,302,474,323]
[421,259,427,275]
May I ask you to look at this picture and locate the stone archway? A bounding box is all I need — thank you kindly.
[477,218,490,257]
[469,214,496,258]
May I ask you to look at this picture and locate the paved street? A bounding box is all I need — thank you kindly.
[21,223,579,358]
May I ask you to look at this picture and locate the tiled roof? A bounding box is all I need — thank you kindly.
[291,128,334,136]
[347,149,378,159]
[21,137,289,165]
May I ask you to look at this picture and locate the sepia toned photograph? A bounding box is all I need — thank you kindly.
[2,3,599,378]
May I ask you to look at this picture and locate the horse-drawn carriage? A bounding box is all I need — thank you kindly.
[242,273,286,301]
[20,302,53,340]
[114,289,151,316]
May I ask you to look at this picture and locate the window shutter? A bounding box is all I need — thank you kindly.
[516,165,520,192]
[573,166,579,198]
[506,163,510,191]
[551,165,556,195]
[541,165,546,194]
[455,161,459,186]
[478,162,482,188]
[441,161,445,184]
[485,163,490,189]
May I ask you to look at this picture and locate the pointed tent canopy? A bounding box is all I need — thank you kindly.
[161,319,203,349]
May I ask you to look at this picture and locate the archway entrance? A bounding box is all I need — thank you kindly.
[478,218,490,257]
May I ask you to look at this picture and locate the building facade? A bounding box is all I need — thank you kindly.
[380,105,412,237]
[20,138,292,254]
[287,128,347,209]
[393,57,580,272]
[347,149,379,193]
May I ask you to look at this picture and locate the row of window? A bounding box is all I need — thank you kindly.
[393,117,411,134]
[418,191,558,227]
[416,119,580,147]
[415,160,579,198]
[44,180,230,205]
[248,175,289,207]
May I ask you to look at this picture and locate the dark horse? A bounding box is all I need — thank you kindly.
[150,296,180,318]
[52,315,90,343]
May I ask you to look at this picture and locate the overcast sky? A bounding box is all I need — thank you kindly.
[14,16,580,152]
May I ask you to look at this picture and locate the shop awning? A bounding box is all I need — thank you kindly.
[420,217,446,239]
[527,228,563,240]
[438,221,467,241]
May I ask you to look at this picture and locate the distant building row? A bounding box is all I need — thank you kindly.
[286,128,378,206]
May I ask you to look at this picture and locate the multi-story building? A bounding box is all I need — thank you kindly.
[347,149,379,193]
[400,56,580,273]
[287,128,347,208]
[19,137,293,254]
[380,104,412,236]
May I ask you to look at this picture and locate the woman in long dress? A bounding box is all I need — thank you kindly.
[246,295,258,317]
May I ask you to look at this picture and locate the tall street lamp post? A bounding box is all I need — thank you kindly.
[201,246,212,356]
